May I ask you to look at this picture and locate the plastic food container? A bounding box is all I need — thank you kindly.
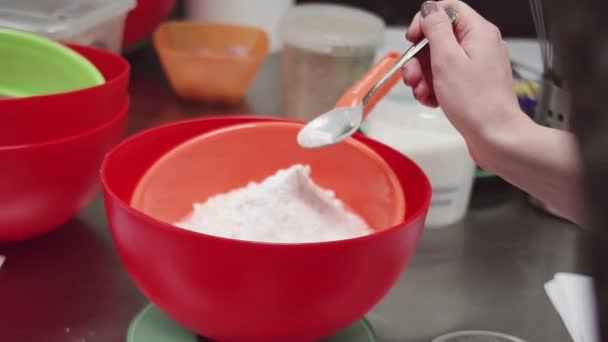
[432,330,528,342]
[0,0,135,53]
[278,4,384,121]
[153,21,269,103]
[184,0,294,53]
[364,100,476,229]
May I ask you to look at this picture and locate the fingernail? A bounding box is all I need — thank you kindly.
[421,1,439,18]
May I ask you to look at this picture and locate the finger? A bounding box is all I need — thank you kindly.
[406,12,423,43]
[408,1,488,45]
[418,49,435,94]
[421,95,439,108]
[414,85,439,108]
[411,88,418,104]
[421,59,435,92]
[402,57,423,87]
[404,47,431,83]
[445,0,491,36]
[420,1,466,62]
[413,80,433,102]
[411,52,436,103]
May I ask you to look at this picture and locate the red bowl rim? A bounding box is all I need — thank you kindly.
[101,115,431,248]
[0,97,129,152]
[0,43,129,103]
[132,120,406,229]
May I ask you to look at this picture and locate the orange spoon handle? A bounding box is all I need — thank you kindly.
[335,51,403,119]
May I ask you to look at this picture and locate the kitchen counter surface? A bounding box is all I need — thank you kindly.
[0,44,583,342]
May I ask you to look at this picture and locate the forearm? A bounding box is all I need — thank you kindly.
[472,113,584,225]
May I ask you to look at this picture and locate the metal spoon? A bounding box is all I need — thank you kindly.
[297,7,458,148]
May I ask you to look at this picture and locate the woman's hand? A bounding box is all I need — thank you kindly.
[403,1,584,225]
[403,1,528,145]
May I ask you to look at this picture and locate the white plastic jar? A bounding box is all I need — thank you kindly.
[278,4,384,121]
[184,0,295,54]
[364,100,476,228]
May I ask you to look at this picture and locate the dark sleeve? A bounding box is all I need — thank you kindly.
[550,0,608,340]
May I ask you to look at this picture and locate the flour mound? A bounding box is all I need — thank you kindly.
[174,164,373,243]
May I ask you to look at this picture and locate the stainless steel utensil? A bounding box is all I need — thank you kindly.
[529,0,553,70]
[528,0,572,220]
[297,7,458,149]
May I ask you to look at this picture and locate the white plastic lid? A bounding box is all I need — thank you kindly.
[0,0,135,38]
[278,3,385,55]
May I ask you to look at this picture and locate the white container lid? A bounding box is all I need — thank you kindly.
[0,0,135,38]
[278,3,385,55]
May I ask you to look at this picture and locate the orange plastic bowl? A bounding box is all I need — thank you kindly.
[153,22,269,103]
[101,116,430,342]
[0,99,128,242]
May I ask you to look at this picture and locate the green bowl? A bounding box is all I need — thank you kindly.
[0,28,105,97]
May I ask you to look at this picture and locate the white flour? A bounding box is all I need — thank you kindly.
[174,164,372,243]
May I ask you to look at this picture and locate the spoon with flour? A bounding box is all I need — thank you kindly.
[297,7,458,148]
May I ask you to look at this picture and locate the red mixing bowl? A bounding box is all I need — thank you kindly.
[0,99,128,242]
[0,43,129,146]
[101,116,431,342]
[131,121,405,229]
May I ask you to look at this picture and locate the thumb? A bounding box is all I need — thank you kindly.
[420,1,463,61]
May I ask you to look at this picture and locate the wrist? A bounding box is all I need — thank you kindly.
[468,108,535,173]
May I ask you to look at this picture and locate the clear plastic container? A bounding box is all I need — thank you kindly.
[0,0,135,53]
[278,4,384,121]
[432,330,528,342]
